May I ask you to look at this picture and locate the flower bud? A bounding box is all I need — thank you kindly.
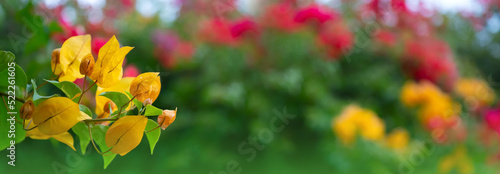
[80,54,95,76]
[129,72,161,103]
[157,108,176,130]
[20,100,35,120]
[51,48,62,75]
[143,98,152,106]
[103,101,117,114]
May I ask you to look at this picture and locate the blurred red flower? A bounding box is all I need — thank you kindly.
[294,4,339,28]
[91,37,108,55]
[153,31,195,68]
[261,2,299,32]
[317,21,354,60]
[231,18,259,39]
[373,29,397,47]
[198,18,238,46]
[402,38,459,92]
[123,65,140,77]
[485,108,500,135]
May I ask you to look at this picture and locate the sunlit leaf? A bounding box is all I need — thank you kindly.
[144,119,161,155]
[0,50,15,70]
[144,104,163,116]
[32,97,90,135]
[91,125,117,169]
[46,80,82,99]
[71,122,90,154]
[79,104,93,119]
[95,77,134,116]
[125,91,142,112]
[105,116,147,156]
[0,96,25,150]
[99,91,130,113]
[31,79,59,106]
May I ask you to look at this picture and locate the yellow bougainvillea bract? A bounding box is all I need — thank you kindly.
[105,116,148,156]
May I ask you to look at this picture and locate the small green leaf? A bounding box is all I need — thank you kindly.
[0,51,15,71]
[99,91,130,109]
[71,122,90,155]
[31,79,59,106]
[125,91,142,111]
[144,119,161,155]
[46,80,82,99]
[144,105,163,116]
[0,96,25,150]
[79,104,93,119]
[0,64,27,90]
[91,125,117,169]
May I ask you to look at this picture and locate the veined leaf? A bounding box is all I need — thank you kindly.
[105,116,147,156]
[0,51,15,70]
[31,79,59,106]
[125,91,142,112]
[32,97,90,135]
[71,122,90,154]
[46,80,82,99]
[95,77,134,116]
[79,104,93,119]
[91,125,117,169]
[144,119,161,154]
[0,96,25,150]
[144,104,163,116]
[99,91,131,112]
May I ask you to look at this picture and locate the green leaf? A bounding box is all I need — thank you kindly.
[0,51,15,71]
[125,91,142,111]
[45,80,82,99]
[144,119,161,155]
[0,95,25,150]
[91,125,117,169]
[79,104,93,119]
[99,91,130,109]
[0,64,27,90]
[71,122,90,155]
[31,79,59,106]
[144,105,163,116]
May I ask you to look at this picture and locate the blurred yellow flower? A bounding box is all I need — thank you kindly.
[400,81,461,123]
[129,72,161,103]
[454,78,495,108]
[332,104,385,144]
[438,146,473,174]
[385,128,409,151]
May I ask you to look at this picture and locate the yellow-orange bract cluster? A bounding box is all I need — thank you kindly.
[400,81,461,124]
[454,78,495,110]
[27,35,173,157]
[332,104,385,144]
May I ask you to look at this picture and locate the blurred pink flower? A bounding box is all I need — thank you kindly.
[373,29,396,47]
[231,18,259,39]
[317,21,354,60]
[198,18,238,45]
[261,3,299,32]
[92,37,108,55]
[52,17,85,43]
[402,38,459,92]
[153,31,196,68]
[294,4,338,28]
[485,108,500,135]
[123,65,140,77]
